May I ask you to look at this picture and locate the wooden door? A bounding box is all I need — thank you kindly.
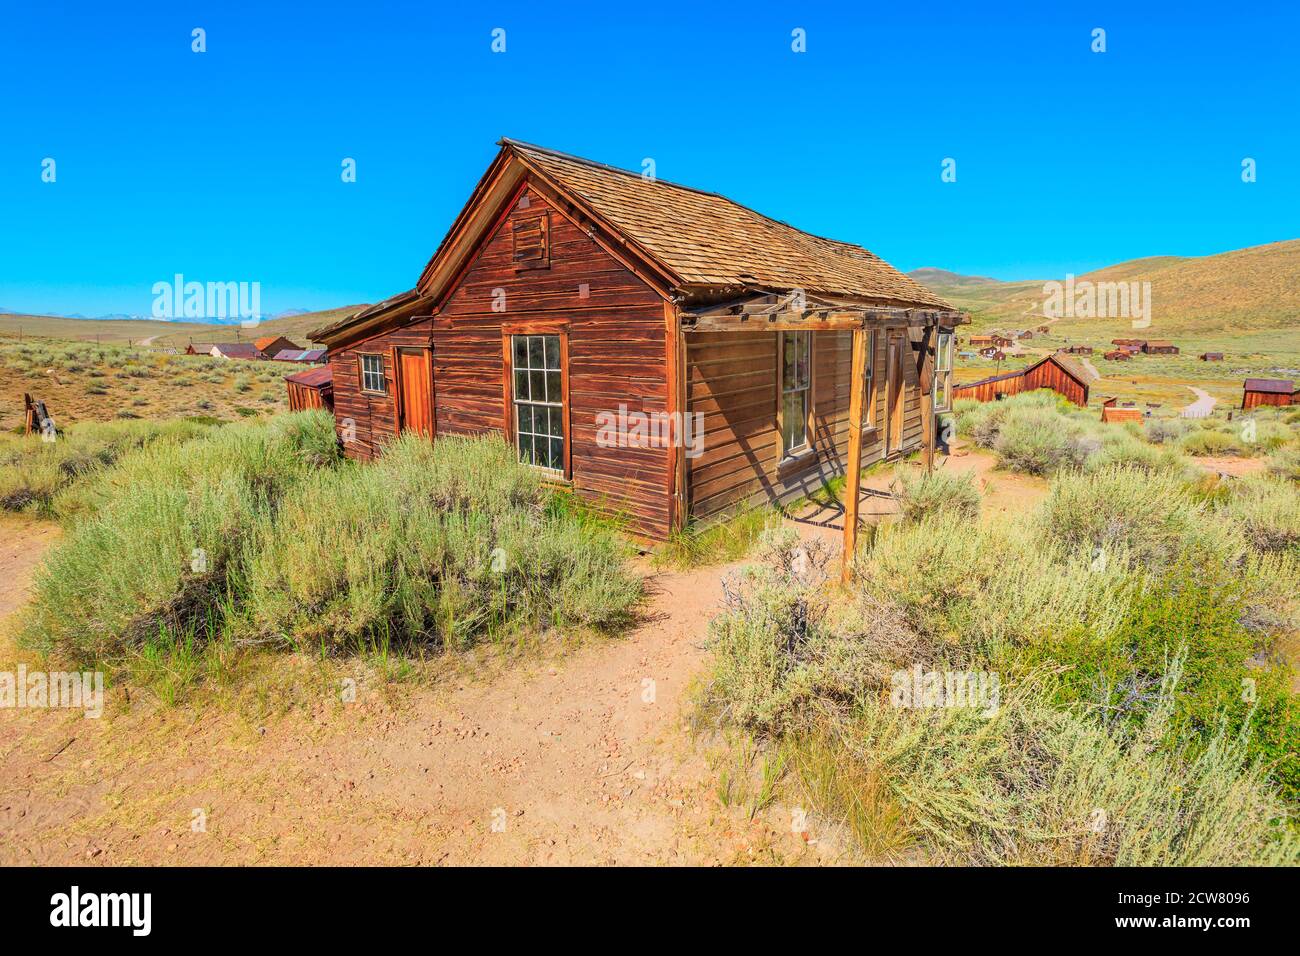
[397,348,433,437]
[886,332,906,454]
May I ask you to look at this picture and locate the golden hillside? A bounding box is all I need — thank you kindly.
[0,305,366,349]
[912,239,1300,336]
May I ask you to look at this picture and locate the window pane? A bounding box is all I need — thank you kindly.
[783,391,806,453]
[528,335,543,368]
[549,438,564,470]
[514,368,529,401]
[513,335,527,369]
[545,371,561,403]
[529,370,546,403]
[796,333,810,388]
[782,333,796,390]
[517,403,533,435]
[544,335,560,368]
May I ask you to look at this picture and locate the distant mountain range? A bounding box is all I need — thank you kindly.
[0,307,316,324]
[908,239,1300,337]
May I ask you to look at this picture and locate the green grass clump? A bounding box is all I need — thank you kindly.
[0,418,213,515]
[889,466,981,522]
[653,506,778,570]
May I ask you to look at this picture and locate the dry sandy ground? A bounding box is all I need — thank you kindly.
[0,517,832,866]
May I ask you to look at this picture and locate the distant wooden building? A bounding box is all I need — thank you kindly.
[253,335,301,357]
[1142,340,1179,355]
[951,353,1091,407]
[1018,330,1033,340]
[1060,344,1093,355]
[284,365,334,412]
[1242,378,1298,410]
[1101,406,1144,424]
[1103,349,1133,361]
[209,343,265,361]
[970,334,1012,349]
[1037,325,1050,333]
[1112,338,1145,347]
[1199,352,1224,361]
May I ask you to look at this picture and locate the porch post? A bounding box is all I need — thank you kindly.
[842,326,868,584]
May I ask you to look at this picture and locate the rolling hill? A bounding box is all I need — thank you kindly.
[0,305,365,349]
[910,239,1300,340]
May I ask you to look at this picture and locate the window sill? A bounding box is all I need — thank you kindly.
[777,447,817,478]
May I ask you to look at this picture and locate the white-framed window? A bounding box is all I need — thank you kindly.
[360,353,386,393]
[933,331,954,412]
[511,334,564,475]
[781,330,812,458]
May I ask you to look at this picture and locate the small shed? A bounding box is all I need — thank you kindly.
[1242,378,1297,410]
[1101,406,1144,424]
[1112,338,1145,347]
[1142,340,1178,355]
[1037,325,1050,333]
[1199,352,1224,361]
[1103,350,1132,361]
[1061,344,1093,355]
[284,364,334,412]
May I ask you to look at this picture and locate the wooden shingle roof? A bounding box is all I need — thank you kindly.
[505,140,950,308]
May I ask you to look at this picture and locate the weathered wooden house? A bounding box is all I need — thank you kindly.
[951,352,1091,407]
[208,343,265,361]
[311,139,964,540]
[1199,352,1224,362]
[1242,378,1298,410]
[1112,338,1145,347]
[1142,340,1178,355]
[284,365,334,412]
[1103,349,1133,361]
[1060,344,1093,355]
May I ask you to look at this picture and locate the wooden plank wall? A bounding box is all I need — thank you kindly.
[328,317,435,459]
[327,182,673,539]
[954,358,1087,407]
[686,326,919,521]
[285,381,331,412]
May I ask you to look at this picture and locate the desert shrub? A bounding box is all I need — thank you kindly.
[1084,427,1191,477]
[992,406,1090,475]
[17,412,340,664]
[705,529,876,732]
[889,466,981,522]
[801,671,1297,865]
[1180,427,1247,457]
[1143,417,1187,444]
[1268,447,1300,481]
[654,505,776,570]
[1036,466,1244,570]
[236,434,639,652]
[0,418,213,515]
[1217,476,1300,556]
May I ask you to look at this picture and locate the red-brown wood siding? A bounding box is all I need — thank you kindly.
[285,381,332,412]
[953,356,1088,407]
[686,326,919,520]
[1243,390,1297,410]
[328,181,673,539]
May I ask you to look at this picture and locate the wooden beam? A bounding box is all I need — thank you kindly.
[918,325,936,473]
[842,327,868,585]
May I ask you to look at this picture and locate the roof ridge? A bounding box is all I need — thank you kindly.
[501,137,885,260]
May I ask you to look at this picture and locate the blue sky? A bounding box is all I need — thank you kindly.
[1,0,1296,317]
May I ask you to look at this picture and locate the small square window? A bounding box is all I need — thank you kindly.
[360,354,385,393]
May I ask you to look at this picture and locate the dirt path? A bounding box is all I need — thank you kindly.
[1180,385,1217,419]
[0,522,825,866]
